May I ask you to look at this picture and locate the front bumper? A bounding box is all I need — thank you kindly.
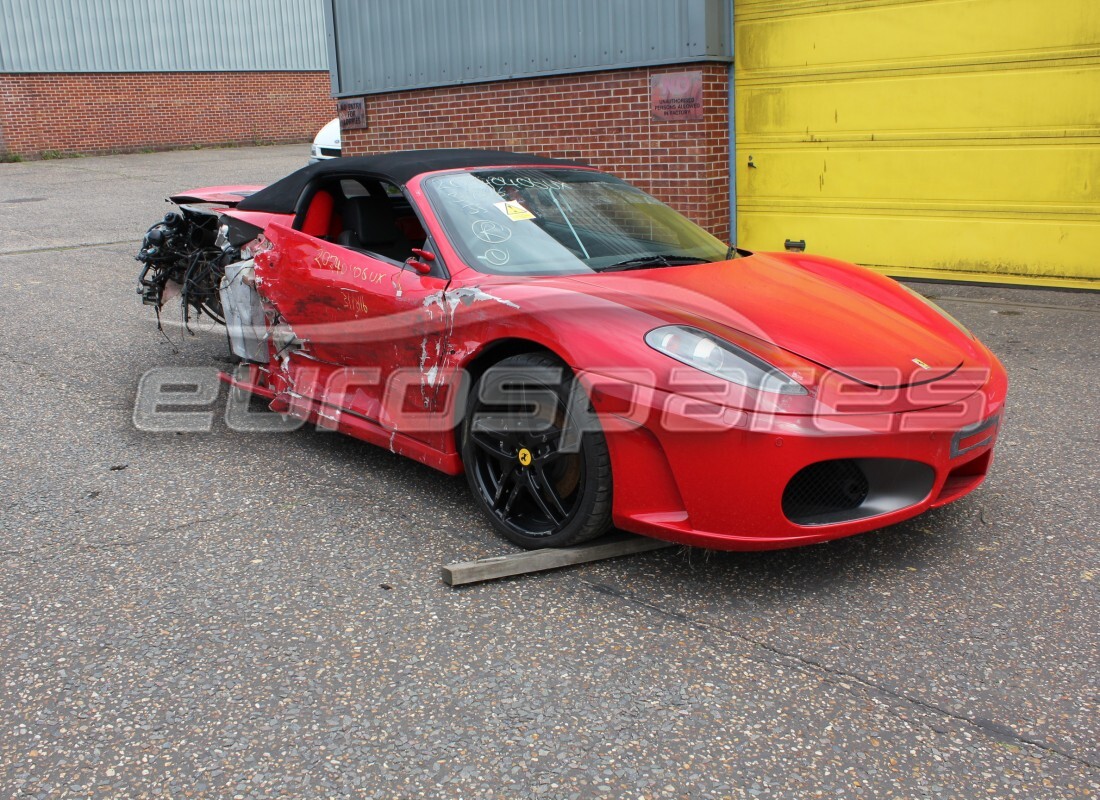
[592,374,1007,551]
[308,148,340,165]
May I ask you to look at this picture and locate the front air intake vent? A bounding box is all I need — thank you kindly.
[782,460,869,523]
[782,458,937,527]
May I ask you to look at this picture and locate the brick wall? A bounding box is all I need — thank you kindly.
[343,64,732,241]
[0,71,335,158]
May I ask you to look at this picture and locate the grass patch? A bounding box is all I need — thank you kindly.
[39,149,83,160]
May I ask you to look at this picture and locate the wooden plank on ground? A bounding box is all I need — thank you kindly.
[441,533,676,587]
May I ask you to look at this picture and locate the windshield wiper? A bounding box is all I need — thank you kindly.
[600,255,712,272]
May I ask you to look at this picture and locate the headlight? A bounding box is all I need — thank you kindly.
[645,326,808,395]
[311,144,321,157]
[899,284,974,339]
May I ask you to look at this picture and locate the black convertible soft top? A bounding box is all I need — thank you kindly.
[236,148,589,214]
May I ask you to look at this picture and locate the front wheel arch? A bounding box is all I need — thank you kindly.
[449,339,564,454]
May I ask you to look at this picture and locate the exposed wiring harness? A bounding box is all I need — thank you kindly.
[136,210,230,330]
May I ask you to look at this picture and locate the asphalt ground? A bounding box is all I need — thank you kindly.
[0,146,1097,799]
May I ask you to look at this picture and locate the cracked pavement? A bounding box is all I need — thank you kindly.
[1,146,1097,798]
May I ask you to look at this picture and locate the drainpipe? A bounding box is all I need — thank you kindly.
[727,59,737,247]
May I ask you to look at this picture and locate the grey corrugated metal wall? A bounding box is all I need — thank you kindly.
[326,0,732,97]
[0,0,327,72]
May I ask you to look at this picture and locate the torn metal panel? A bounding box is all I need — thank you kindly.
[452,286,520,310]
[219,258,269,363]
[423,287,520,314]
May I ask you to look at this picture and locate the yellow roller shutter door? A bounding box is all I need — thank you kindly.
[734,0,1100,288]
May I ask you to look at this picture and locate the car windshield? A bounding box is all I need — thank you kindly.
[422,168,731,276]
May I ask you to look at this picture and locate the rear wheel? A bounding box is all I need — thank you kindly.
[461,353,612,549]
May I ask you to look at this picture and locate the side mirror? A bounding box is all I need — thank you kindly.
[407,247,435,275]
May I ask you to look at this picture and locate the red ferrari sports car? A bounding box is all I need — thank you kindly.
[136,149,1007,551]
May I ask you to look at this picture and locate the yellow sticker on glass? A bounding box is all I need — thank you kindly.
[495,200,536,222]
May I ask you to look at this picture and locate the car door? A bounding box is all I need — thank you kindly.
[256,222,452,438]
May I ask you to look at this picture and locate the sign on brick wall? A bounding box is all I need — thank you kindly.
[650,72,703,121]
[338,97,368,130]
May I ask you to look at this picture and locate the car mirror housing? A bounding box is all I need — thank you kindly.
[407,248,435,274]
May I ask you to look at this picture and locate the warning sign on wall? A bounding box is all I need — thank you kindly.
[338,97,368,130]
[651,72,704,121]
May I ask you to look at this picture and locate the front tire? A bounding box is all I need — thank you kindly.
[461,353,612,549]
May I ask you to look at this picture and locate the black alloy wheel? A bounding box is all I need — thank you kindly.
[461,352,612,549]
